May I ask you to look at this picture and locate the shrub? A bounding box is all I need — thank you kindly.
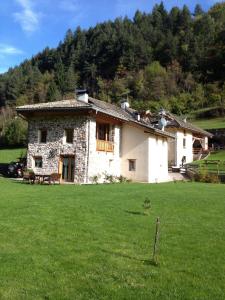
[90,174,100,184]
[3,117,27,146]
[194,165,220,184]
[103,173,117,183]
[117,175,129,183]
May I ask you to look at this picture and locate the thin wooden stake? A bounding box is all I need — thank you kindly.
[152,217,160,264]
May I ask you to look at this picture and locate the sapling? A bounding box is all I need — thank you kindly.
[143,197,151,215]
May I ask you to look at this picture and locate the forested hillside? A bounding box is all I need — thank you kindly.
[1,2,225,116]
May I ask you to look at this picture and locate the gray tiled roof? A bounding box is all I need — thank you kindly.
[16,99,90,110]
[166,112,212,137]
[16,97,175,139]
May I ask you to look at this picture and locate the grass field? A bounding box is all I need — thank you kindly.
[192,117,225,129]
[0,148,26,163]
[207,150,225,161]
[0,177,224,299]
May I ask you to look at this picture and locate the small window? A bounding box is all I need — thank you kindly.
[65,129,74,144]
[34,157,43,168]
[39,129,47,143]
[128,159,136,171]
[183,138,186,148]
[184,130,187,136]
[109,159,113,168]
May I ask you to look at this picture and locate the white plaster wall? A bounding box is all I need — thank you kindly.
[120,124,149,182]
[148,136,168,183]
[120,124,169,183]
[87,118,121,182]
[168,138,176,166]
[175,130,193,165]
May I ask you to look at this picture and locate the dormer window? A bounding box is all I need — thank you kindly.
[38,129,47,143]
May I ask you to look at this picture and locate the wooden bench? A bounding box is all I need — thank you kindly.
[49,173,61,184]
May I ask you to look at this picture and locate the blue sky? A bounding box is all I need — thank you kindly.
[0,0,222,74]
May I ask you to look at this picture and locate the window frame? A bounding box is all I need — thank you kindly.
[65,128,74,144]
[38,129,47,143]
[96,122,114,142]
[128,159,136,171]
[34,156,43,168]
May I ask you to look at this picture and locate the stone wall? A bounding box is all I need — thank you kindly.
[27,116,88,183]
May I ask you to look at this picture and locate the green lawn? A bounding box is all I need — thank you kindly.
[208,150,225,161]
[192,117,225,129]
[0,178,224,299]
[0,148,26,163]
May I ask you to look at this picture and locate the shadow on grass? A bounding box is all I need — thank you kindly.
[10,179,57,187]
[101,249,158,266]
[124,210,146,216]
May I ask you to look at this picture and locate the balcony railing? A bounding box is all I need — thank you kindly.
[96,139,114,152]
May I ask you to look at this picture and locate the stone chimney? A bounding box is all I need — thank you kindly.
[76,89,89,103]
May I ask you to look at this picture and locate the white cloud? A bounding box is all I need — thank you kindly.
[59,0,80,12]
[0,44,24,55]
[14,0,41,33]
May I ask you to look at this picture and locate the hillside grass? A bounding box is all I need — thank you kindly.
[191,117,225,129]
[0,178,224,299]
[0,148,26,163]
[207,150,225,161]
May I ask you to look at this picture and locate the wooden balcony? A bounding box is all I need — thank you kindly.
[96,139,114,152]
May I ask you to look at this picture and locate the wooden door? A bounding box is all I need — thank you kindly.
[59,156,75,182]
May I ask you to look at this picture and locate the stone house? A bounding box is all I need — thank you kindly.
[17,91,175,183]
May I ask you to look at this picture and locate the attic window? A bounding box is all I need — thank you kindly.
[128,159,136,171]
[39,129,47,143]
[65,129,74,144]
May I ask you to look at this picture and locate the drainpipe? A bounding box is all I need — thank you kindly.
[175,135,178,166]
[86,118,91,183]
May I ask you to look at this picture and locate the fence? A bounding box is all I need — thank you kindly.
[186,160,225,182]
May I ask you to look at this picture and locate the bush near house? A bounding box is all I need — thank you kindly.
[2,117,27,146]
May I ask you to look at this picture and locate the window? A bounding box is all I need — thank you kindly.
[183,138,186,148]
[34,157,43,168]
[184,130,187,136]
[39,129,47,143]
[96,123,110,141]
[128,159,136,171]
[96,123,114,141]
[65,129,74,144]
